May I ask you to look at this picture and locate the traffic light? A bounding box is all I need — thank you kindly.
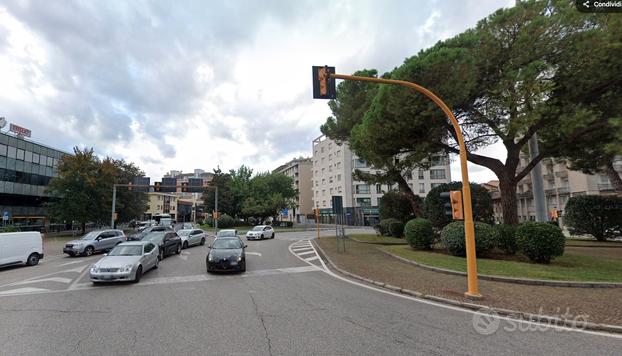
[312,66,336,99]
[450,190,464,220]
[181,182,188,193]
[439,192,452,219]
[127,182,132,191]
[154,182,161,192]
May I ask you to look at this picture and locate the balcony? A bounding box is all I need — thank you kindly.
[544,188,557,195]
[543,173,555,180]
[554,171,568,178]
[518,190,533,198]
[557,186,570,194]
[598,183,614,191]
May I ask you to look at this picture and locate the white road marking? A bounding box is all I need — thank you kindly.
[297,250,316,256]
[292,247,313,252]
[245,252,262,257]
[12,277,73,286]
[58,259,91,267]
[67,265,91,290]
[0,287,50,296]
[304,256,320,262]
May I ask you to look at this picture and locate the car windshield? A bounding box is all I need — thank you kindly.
[80,231,100,240]
[108,245,142,256]
[142,232,165,242]
[212,239,242,249]
[217,230,236,237]
[177,229,191,236]
[251,226,263,231]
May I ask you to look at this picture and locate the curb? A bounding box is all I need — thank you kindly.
[380,248,622,289]
[348,236,409,246]
[311,240,622,335]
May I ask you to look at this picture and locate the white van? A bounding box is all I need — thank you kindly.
[0,232,44,267]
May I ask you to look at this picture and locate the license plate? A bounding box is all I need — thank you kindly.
[230,261,238,266]
[103,275,113,280]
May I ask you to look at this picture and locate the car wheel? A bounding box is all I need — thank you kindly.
[261,234,264,240]
[200,238,205,246]
[175,243,181,254]
[84,246,94,257]
[133,266,142,283]
[271,233,275,239]
[158,248,164,261]
[183,241,188,249]
[241,262,246,272]
[154,258,159,269]
[26,253,40,266]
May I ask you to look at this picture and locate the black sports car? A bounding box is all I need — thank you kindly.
[206,238,246,272]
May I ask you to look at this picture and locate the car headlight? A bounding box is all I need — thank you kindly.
[90,266,99,273]
[236,255,242,262]
[208,254,214,262]
[120,265,133,272]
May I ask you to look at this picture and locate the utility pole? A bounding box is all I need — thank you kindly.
[529,134,547,222]
[214,186,218,234]
[110,184,117,229]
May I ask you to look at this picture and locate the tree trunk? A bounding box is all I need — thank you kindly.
[395,175,422,217]
[81,221,86,235]
[498,179,519,226]
[605,160,622,196]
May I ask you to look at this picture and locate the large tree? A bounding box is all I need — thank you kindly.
[241,172,297,221]
[323,1,619,225]
[228,165,253,218]
[202,167,234,216]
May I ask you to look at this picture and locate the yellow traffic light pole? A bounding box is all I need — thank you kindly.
[330,73,481,299]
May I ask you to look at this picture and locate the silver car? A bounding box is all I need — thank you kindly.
[89,241,159,284]
[63,229,126,256]
[245,225,275,240]
[177,228,207,249]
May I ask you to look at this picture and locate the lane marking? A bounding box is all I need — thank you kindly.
[67,265,91,290]
[0,287,50,296]
[11,277,73,286]
[304,256,319,262]
[58,259,92,267]
[297,250,316,256]
[246,252,262,257]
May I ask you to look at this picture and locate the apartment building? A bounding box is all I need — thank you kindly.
[488,154,622,225]
[273,157,313,223]
[311,135,451,225]
[145,192,178,221]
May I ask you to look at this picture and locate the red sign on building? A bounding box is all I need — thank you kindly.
[9,123,31,138]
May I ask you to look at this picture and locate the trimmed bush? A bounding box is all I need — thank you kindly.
[404,218,434,250]
[388,220,405,238]
[217,214,236,228]
[423,182,494,230]
[0,225,19,232]
[379,191,419,222]
[564,195,622,241]
[379,218,401,236]
[441,221,497,257]
[516,222,565,264]
[494,224,517,255]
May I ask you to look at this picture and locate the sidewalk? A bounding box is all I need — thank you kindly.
[315,237,622,327]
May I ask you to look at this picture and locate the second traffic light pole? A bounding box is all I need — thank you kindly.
[329,73,482,299]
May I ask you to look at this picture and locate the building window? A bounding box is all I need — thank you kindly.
[376,184,382,194]
[16,149,24,161]
[337,174,341,182]
[419,183,425,193]
[405,172,412,180]
[315,181,318,187]
[355,184,370,194]
[330,188,333,195]
[322,190,325,196]
[321,147,324,153]
[0,144,7,156]
[329,176,333,183]
[356,198,371,207]
[354,158,367,168]
[338,186,342,193]
[322,179,325,185]
[418,169,424,179]
[336,162,341,169]
[7,146,16,159]
[329,153,332,161]
[329,165,332,172]
[429,169,446,180]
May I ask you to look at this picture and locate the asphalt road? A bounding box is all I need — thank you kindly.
[0,228,620,355]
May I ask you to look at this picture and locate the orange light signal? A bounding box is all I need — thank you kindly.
[450,190,464,220]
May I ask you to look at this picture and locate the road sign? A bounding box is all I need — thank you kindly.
[132,177,150,192]
[160,178,177,192]
[312,66,336,99]
[188,178,204,193]
[282,208,288,218]
[331,196,343,215]
[2,211,9,221]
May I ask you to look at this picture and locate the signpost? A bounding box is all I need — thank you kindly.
[9,123,31,138]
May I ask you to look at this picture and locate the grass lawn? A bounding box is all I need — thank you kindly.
[382,245,622,282]
[565,239,622,247]
[348,234,408,245]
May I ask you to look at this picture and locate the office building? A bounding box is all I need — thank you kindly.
[273,157,313,223]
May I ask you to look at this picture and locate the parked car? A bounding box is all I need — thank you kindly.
[140,231,182,260]
[177,228,207,249]
[246,225,275,240]
[63,229,126,257]
[206,237,246,272]
[128,225,172,241]
[0,231,44,267]
[215,229,239,239]
[90,241,159,283]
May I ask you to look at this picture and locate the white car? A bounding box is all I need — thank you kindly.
[0,231,44,267]
[246,225,275,240]
[177,228,207,249]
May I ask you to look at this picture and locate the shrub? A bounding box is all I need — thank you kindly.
[388,220,405,238]
[423,182,494,230]
[379,218,401,236]
[404,218,434,250]
[203,217,214,227]
[516,222,565,264]
[379,191,419,222]
[564,195,622,241]
[441,221,497,257]
[216,214,236,228]
[0,225,19,232]
[493,224,517,255]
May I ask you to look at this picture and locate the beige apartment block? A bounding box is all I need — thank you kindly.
[311,135,451,226]
[487,154,622,225]
[145,192,178,221]
[273,157,313,223]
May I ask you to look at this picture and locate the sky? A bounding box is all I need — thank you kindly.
[0,0,513,183]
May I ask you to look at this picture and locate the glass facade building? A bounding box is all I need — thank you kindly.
[0,132,68,231]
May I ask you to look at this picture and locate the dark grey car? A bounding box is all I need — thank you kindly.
[63,229,126,256]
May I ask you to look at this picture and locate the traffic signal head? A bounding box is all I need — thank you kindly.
[181,182,188,193]
[312,66,336,99]
[450,190,464,220]
[127,182,133,191]
[154,182,161,192]
[439,192,452,218]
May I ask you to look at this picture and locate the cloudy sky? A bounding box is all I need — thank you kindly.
[0,0,513,182]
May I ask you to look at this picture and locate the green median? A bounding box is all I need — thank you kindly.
[348,234,408,245]
[382,245,622,283]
